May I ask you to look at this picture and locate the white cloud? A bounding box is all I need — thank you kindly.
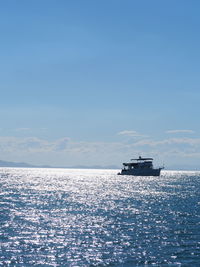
[1,135,200,167]
[53,137,71,151]
[166,129,195,134]
[15,128,31,132]
[117,130,147,138]
[133,137,200,147]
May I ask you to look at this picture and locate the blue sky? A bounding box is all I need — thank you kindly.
[1,1,200,168]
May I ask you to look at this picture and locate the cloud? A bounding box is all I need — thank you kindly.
[15,128,31,132]
[54,137,71,151]
[0,136,51,153]
[1,135,200,166]
[117,130,147,138]
[1,136,200,153]
[133,137,200,147]
[15,128,47,133]
[166,129,195,134]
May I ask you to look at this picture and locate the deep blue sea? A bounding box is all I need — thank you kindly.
[0,168,200,266]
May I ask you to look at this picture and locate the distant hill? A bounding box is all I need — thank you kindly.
[0,159,119,169]
[0,159,199,171]
[69,164,119,169]
[0,160,36,168]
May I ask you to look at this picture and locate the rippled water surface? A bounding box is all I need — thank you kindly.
[0,168,200,266]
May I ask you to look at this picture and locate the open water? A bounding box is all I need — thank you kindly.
[0,168,200,266]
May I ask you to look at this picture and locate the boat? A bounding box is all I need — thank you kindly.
[118,156,163,176]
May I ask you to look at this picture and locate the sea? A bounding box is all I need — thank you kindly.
[0,168,199,266]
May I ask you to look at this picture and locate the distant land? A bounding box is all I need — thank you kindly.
[0,160,119,170]
[0,160,35,168]
[0,159,199,171]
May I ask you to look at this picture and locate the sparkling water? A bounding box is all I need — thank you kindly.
[0,168,199,266]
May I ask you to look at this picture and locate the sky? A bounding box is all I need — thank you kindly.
[1,0,200,169]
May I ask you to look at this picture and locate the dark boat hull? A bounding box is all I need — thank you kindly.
[118,168,162,176]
